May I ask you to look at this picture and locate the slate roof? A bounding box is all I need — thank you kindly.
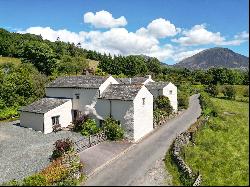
[19,98,70,114]
[99,84,143,101]
[145,81,170,90]
[116,77,149,85]
[46,75,108,88]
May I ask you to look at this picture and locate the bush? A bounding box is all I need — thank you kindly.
[153,109,168,125]
[178,92,189,109]
[103,118,124,141]
[22,173,47,186]
[80,119,100,136]
[243,86,249,97]
[222,85,236,99]
[40,158,68,185]
[51,138,74,160]
[72,114,89,132]
[154,96,173,115]
[205,84,219,97]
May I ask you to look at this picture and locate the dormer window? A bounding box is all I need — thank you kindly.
[169,90,173,95]
[75,94,80,99]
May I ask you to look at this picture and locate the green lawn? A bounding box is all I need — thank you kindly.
[165,97,249,186]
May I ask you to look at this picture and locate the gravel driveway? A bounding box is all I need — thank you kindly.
[0,121,83,184]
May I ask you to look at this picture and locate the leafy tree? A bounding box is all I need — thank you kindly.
[80,119,100,136]
[222,85,236,99]
[205,84,219,97]
[21,41,57,75]
[154,96,173,115]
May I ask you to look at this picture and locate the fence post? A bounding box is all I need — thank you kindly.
[89,135,91,147]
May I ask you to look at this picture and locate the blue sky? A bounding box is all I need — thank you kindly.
[0,0,249,64]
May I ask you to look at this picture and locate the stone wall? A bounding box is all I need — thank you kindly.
[74,131,107,153]
[171,116,209,186]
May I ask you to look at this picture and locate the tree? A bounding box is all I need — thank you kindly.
[154,96,173,115]
[205,84,219,97]
[22,41,57,75]
[222,85,236,99]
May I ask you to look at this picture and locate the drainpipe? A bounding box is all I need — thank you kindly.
[109,100,112,118]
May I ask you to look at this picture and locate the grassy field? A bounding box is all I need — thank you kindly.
[0,56,21,65]
[165,97,249,186]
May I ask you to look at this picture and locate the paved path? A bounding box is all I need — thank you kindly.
[84,94,201,186]
[79,141,132,175]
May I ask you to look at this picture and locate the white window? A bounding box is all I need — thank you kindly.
[169,90,173,95]
[52,116,60,125]
[142,98,145,105]
[75,94,80,99]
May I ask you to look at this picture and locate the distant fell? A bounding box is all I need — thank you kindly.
[174,47,249,70]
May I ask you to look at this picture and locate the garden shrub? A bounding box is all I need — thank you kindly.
[154,96,173,115]
[51,138,74,160]
[80,119,100,136]
[103,118,124,141]
[40,158,68,185]
[222,85,236,99]
[153,109,168,125]
[22,173,47,186]
[72,114,89,132]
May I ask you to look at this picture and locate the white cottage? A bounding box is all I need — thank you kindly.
[20,98,72,134]
[145,81,178,112]
[95,84,153,141]
[116,76,178,112]
[19,74,177,141]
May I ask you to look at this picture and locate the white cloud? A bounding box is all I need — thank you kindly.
[172,24,224,46]
[18,26,86,44]
[234,31,249,40]
[172,24,249,46]
[83,10,127,29]
[136,18,180,38]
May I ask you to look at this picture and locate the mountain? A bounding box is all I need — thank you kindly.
[174,47,249,70]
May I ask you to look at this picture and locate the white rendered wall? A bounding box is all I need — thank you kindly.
[133,86,153,141]
[43,100,73,134]
[162,82,178,112]
[95,99,134,140]
[20,112,44,131]
[72,88,99,111]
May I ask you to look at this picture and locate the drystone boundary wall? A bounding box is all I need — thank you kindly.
[172,117,208,186]
[74,131,107,153]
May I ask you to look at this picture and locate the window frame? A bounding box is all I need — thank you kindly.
[75,93,80,99]
[52,115,60,126]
